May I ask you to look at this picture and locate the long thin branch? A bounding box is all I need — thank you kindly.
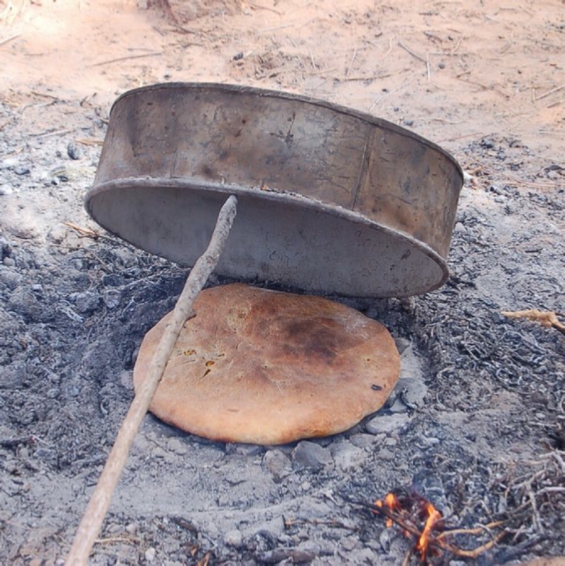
[66,195,238,565]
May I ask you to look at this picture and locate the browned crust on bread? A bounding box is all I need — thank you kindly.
[133,284,400,445]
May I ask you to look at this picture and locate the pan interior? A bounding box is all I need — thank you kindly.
[86,180,446,298]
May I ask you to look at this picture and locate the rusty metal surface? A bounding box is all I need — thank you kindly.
[86,83,464,297]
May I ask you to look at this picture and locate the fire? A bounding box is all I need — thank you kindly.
[416,501,442,560]
[385,491,401,511]
[366,488,506,563]
[375,492,402,527]
[373,489,444,562]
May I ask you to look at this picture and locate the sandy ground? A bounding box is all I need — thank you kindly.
[1,0,564,564]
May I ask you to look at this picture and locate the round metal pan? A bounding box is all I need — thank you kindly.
[86,83,464,298]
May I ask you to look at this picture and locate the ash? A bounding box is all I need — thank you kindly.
[0,100,564,565]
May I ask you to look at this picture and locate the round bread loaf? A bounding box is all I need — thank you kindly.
[133,284,400,445]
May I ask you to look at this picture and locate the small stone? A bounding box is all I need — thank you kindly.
[14,165,31,176]
[47,371,60,384]
[0,364,24,388]
[388,397,409,413]
[397,377,428,409]
[399,345,424,379]
[297,540,322,554]
[340,536,359,551]
[72,291,101,314]
[8,287,53,322]
[1,157,18,169]
[263,449,292,482]
[3,257,15,266]
[119,370,134,391]
[347,548,379,563]
[379,527,393,551]
[69,386,80,397]
[48,225,68,244]
[226,443,263,456]
[292,441,333,471]
[421,436,440,448]
[366,413,410,435]
[132,434,149,453]
[224,529,243,548]
[125,523,138,534]
[167,437,188,456]
[393,337,411,354]
[1,240,13,257]
[3,457,19,474]
[0,267,22,290]
[5,218,39,240]
[151,446,167,459]
[67,142,82,160]
[145,547,156,562]
[18,446,30,459]
[111,247,138,267]
[0,185,13,195]
[329,441,366,471]
[102,289,122,309]
[349,433,377,448]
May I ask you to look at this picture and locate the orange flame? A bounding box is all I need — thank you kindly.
[374,492,402,527]
[385,492,401,511]
[373,490,444,561]
[415,501,442,560]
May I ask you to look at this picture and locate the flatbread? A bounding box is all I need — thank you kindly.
[133,284,400,445]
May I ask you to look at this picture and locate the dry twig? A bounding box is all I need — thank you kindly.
[496,450,565,544]
[535,84,565,102]
[64,222,100,240]
[398,40,427,63]
[248,1,282,15]
[88,52,162,68]
[502,310,565,335]
[76,138,104,146]
[66,195,238,565]
[0,33,20,48]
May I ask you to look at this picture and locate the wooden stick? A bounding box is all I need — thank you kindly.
[66,195,238,565]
